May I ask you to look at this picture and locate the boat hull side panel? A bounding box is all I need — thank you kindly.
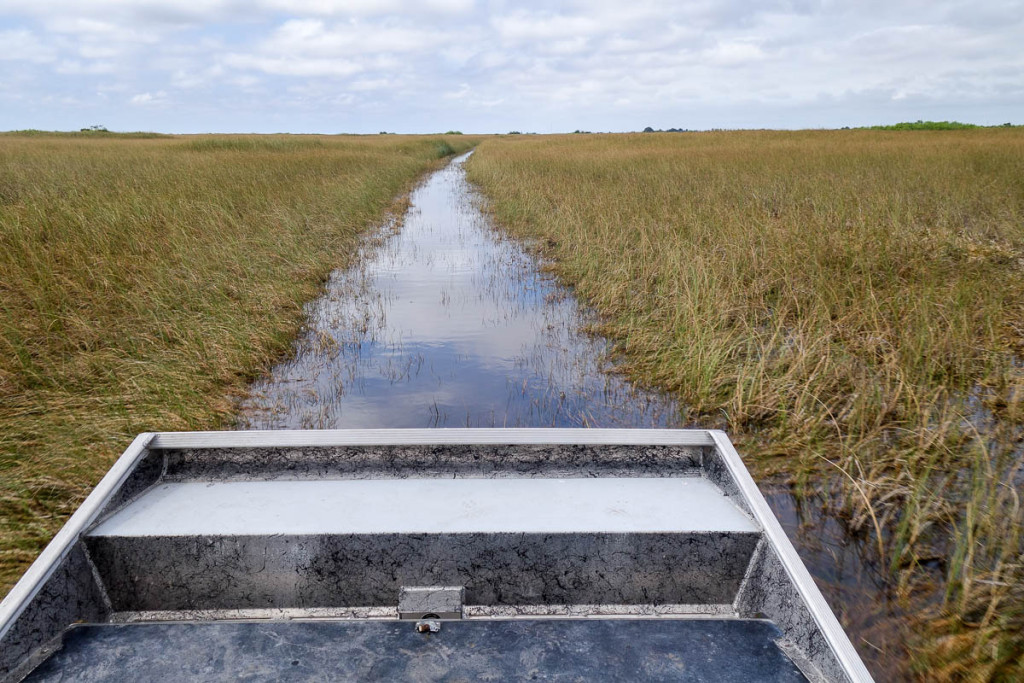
[0,544,109,681]
[86,531,760,612]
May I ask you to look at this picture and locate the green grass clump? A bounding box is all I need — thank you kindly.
[467,129,1024,680]
[0,133,477,594]
[431,140,457,158]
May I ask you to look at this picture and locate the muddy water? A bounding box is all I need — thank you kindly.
[238,152,678,428]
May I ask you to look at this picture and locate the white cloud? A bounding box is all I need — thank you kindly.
[0,1,243,26]
[220,18,451,79]
[492,12,604,42]
[350,77,400,91]
[55,59,117,74]
[0,29,57,62]
[0,0,1021,132]
[230,74,261,88]
[0,0,474,25]
[258,0,473,15]
[129,90,168,105]
[703,41,766,66]
[444,82,471,99]
[224,53,364,77]
[78,44,124,59]
[262,19,450,57]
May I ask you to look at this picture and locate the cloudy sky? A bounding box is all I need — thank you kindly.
[1,0,1021,133]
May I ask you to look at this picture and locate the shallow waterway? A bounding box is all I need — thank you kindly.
[238,152,678,429]
[238,151,903,679]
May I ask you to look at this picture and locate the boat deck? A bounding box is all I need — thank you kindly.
[25,619,808,682]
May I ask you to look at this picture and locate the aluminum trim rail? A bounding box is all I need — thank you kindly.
[148,428,717,449]
[709,430,874,683]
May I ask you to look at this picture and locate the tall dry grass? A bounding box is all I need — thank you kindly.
[0,132,476,593]
[467,130,1024,680]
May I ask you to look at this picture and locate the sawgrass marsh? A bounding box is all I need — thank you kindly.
[467,129,1024,680]
[0,132,476,595]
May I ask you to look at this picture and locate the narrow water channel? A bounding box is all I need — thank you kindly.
[237,151,902,678]
[238,152,679,429]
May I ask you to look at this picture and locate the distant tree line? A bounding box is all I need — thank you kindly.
[639,121,1017,133]
[868,120,979,130]
[642,126,695,133]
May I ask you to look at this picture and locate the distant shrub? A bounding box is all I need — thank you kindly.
[869,120,979,130]
[444,130,463,135]
[432,140,456,157]
[640,126,693,133]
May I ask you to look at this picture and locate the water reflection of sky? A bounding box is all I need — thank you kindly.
[239,152,679,429]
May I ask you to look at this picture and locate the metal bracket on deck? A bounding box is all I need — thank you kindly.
[399,586,464,620]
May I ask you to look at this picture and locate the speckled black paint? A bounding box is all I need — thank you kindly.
[162,444,706,481]
[25,619,808,682]
[736,540,847,682]
[86,531,759,612]
[0,545,110,681]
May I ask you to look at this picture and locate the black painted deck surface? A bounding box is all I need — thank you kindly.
[26,618,807,682]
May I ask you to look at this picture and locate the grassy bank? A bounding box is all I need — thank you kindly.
[467,130,1024,680]
[0,133,477,594]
